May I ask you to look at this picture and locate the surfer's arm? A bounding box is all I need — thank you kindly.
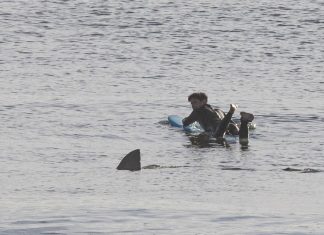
[182,111,198,126]
[214,108,237,125]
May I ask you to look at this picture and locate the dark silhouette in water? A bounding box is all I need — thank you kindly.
[117,149,190,171]
[117,149,141,171]
[283,167,321,173]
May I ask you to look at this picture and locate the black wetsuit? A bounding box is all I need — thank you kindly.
[182,104,236,138]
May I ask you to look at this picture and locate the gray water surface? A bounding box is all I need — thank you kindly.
[1,0,324,234]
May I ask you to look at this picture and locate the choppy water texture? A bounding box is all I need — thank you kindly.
[1,0,324,234]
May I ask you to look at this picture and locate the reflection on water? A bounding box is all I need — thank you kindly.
[186,134,231,148]
[184,129,254,149]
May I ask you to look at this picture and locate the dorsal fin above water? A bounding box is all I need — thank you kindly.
[117,149,141,171]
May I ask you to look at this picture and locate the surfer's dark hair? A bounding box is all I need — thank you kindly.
[188,92,208,102]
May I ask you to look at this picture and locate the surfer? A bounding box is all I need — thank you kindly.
[182,92,254,144]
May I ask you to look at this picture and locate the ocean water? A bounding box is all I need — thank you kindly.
[1,0,324,234]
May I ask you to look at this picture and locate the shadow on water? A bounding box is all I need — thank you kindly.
[157,120,169,126]
[142,164,192,169]
[283,167,322,173]
[221,166,255,171]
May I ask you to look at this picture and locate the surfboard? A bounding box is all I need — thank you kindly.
[168,115,203,133]
[167,115,257,144]
[168,115,241,144]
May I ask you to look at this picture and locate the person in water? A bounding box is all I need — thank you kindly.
[182,92,254,144]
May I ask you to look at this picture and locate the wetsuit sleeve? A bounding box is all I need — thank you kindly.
[220,109,239,134]
[215,108,236,125]
[213,109,225,120]
[182,110,198,126]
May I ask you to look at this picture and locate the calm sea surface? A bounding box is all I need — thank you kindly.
[1,0,324,234]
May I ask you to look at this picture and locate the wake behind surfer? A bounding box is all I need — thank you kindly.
[182,92,254,144]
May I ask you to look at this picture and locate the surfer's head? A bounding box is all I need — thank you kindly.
[188,92,207,110]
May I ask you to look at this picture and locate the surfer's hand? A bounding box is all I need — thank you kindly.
[229,104,238,114]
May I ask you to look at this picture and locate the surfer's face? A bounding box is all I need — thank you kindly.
[190,98,204,110]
